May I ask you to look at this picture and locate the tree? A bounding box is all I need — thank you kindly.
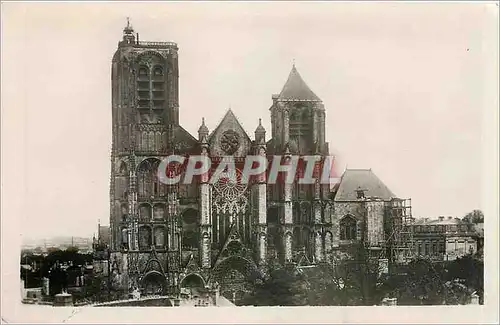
[395,258,445,305]
[443,279,471,305]
[462,210,484,224]
[315,244,386,306]
[445,255,484,304]
[300,263,363,306]
[46,247,59,253]
[241,265,308,306]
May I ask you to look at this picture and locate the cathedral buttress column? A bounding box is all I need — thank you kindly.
[283,107,290,148]
[313,158,323,262]
[318,105,326,152]
[313,109,318,145]
[256,139,268,265]
[253,120,268,266]
[199,136,212,269]
[129,155,138,251]
[282,148,293,263]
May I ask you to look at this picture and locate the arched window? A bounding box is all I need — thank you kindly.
[139,204,151,221]
[289,110,300,122]
[121,228,128,248]
[153,204,166,220]
[153,66,163,76]
[137,56,165,110]
[138,65,149,77]
[154,227,166,248]
[148,131,155,151]
[121,203,128,222]
[300,203,311,224]
[340,215,357,240]
[139,226,152,250]
[182,209,199,250]
[155,131,162,152]
[137,158,163,198]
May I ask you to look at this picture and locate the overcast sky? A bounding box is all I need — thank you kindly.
[2,2,498,241]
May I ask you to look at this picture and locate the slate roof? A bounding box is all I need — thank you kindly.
[278,65,321,102]
[413,217,465,225]
[172,125,200,154]
[334,169,396,201]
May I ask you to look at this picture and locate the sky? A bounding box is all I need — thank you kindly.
[2,2,498,241]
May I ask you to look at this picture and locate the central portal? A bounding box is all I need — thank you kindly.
[211,255,261,305]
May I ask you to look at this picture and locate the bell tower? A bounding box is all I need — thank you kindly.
[270,64,326,155]
[110,19,180,253]
[269,64,330,264]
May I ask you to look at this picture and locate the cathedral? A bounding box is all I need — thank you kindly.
[108,21,413,302]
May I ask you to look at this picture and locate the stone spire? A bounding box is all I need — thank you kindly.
[278,65,321,102]
[124,17,134,34]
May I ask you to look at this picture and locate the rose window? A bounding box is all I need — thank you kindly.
[213,168,247,202]
[220,130,240,155]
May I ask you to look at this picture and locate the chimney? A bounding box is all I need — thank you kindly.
[448,216,452,220]
[438,216,444,221]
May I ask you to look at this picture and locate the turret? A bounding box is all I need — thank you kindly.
[254,118,266,143]
[121,18,136,45]
[198,117,209,141]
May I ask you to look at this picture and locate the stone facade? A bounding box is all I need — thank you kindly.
[412,216,480,262]
[108,22,410,300]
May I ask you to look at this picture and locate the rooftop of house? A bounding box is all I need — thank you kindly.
[413,216,465,225]
[333,168,396,201]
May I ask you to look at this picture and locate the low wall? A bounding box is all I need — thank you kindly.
[94,296,174,307]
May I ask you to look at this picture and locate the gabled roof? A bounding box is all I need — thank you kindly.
[278,65,321,102]
[208,108,251,142]
[172,125,199,154]
[334,169,396,201]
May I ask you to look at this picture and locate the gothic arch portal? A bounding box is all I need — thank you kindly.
[141,271,167,296]
[210,255,261,285]
[180,273,206,289]
[209,255,261,304]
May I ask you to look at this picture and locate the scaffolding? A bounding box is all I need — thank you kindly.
[385,198,414,265]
